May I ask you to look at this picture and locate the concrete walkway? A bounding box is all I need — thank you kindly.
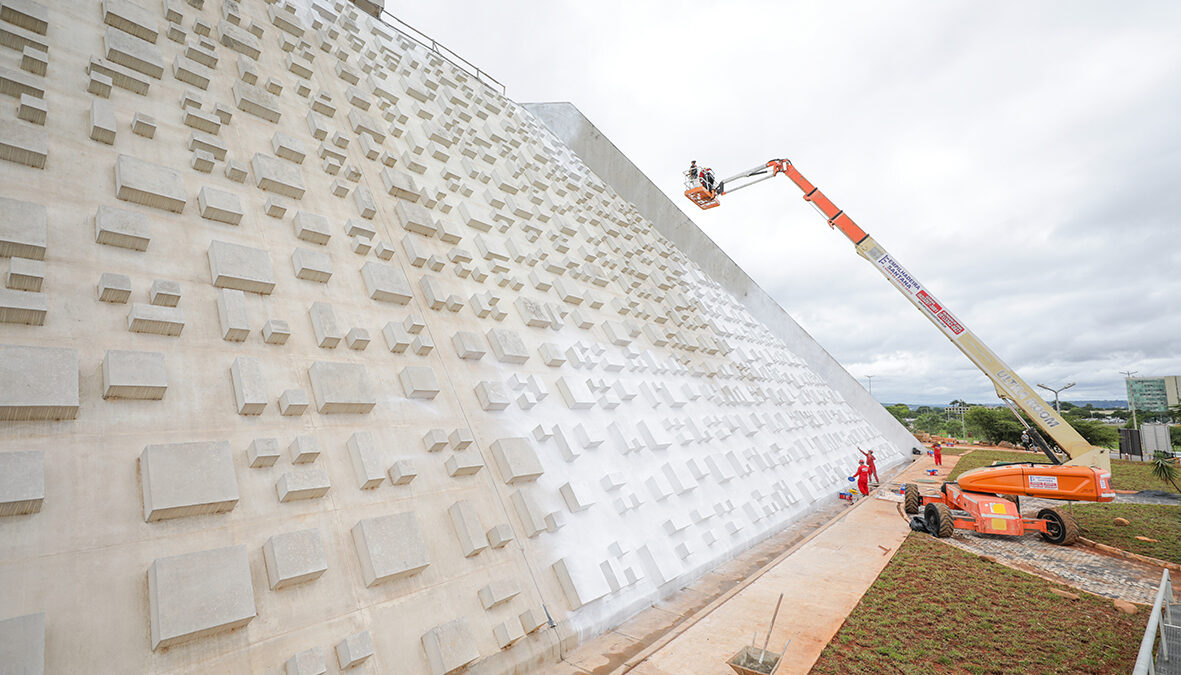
[610,455,948,675]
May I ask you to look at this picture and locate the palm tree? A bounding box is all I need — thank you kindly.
[1151,451,1181,493]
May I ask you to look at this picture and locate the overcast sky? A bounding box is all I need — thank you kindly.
[391,1,1181,405]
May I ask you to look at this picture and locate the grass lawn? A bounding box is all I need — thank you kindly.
[1068,503,1181,565]
[947,449,1180,495]
[809,533,1147,675]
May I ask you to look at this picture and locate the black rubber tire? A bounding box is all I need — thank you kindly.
[924,502,954,538]
[1038,507,1079,546]
[903,484,921,514]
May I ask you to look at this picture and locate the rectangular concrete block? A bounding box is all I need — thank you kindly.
[252,152,306,199]
[292,247,333,282]
[490,438,544,484]
[198,186,244,225]
[216,288,249,341]
[0,612,44,671]
[0,344,79,420]
[478,578,521,610]
[231,356,266,415]
[103,349,166,400]
[104,25,164,79]
[0,196,46,259]
[90,98,116,144]
[233,80,280,122]
[219,20,262,59]
[293,211,331,244]
[360,261,412,304]
[352,512,430,586]
[127,303,183,336]
[5,256,42,291]
[308,302,340,348]
[0,287,44,325]
[277,468,331,502]
[263,528,327,589]
[0,450,44,516]
[421,619,479,675]
[398,366,440,400]
[309,361,376,413]
[447,500,488,558]
[140,441,238,521]
[286,647,326,675]
[556,376,595,410]
[247,438,280,468]
[263,319,291,345]
[272,131,307,164]
[348,432,386,489]
[103,0,159,42]
[486,327,529,364]
[116,154,186,213]
[335,630,374,669]
[208,239,275,294]
[388,459,418,485]
[98,272,131,303]
[289,435,320,464]
[394,200,436,237]
[148,545,256,649]
[445,453,484,478]
[149,279,180,307]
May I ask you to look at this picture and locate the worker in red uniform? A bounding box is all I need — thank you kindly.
[854,460,870,498]
[858,448,878,483]
[932,442,943,466]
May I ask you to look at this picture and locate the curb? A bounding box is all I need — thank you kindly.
[1077,537,1181,573]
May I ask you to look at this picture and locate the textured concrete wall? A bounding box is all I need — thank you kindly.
[0,1,910,673]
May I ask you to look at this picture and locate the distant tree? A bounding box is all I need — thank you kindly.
[1069,419,1118,448]
[964,407,1024,444]
[913,412,951,436]
[1169,404,1181,424]
[915,406,934,415]
[1171,426,1181,450]
[1150,452,1181,493]
[883,404,910,424]
[949,399,967,407]
[1059,401,1078,411]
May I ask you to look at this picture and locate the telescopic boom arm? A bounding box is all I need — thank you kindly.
[685,159,1109,472]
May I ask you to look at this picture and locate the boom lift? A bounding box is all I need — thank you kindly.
[684,159,1114,545]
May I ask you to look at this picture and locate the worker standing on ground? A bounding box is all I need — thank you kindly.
[853,460,870,499]
[858,448,878,483]
[932,442,943,466]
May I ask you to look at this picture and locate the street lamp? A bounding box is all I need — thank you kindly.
[1035,382,1076,414]
[1120,370,1139,428]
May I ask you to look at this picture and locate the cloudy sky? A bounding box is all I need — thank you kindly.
[391,1,1181,405]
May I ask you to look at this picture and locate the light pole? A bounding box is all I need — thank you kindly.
[1120,370,1138,429]
[1035,382,1076,414]
[865,375,875,396]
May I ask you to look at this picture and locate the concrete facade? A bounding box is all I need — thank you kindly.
[0,1,915,673]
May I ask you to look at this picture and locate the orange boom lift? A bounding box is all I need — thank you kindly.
[685,159,1113,545]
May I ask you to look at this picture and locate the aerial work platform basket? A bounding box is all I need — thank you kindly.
[683,172,719,209]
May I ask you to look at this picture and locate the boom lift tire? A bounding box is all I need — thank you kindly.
[924,503,954,538]
[903,483,921,515]
[1037,507,1079,546]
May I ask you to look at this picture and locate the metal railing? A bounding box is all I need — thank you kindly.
[1134,569,1175,674]
[376,10,506,96]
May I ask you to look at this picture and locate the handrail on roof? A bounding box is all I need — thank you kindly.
[376,9,507,97]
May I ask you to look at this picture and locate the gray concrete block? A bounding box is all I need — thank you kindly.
[216,288,249,341]
[103,0,159,42]
[127,303,184,336]
[423,429,449,452]
[292,247,332,282]
[231,356,266,415]
[351,512,430,586]
[0,196,47,259]
[0,450,44,516]
[347,432,385,489]
[289,435,320,464]
[293,211,330,244]
[278,389,308,416]
[115,154,186,213]
[247,438,280,468]
[198,186,244,225]
[263,318,291,345]
[335,630,374,669]
[219,21,262,60]
[475,381,510,411]
[360,261,412,304]
[0,344,79,420]
[1,0,48,34]
[286,648,327,675]
[131,112,156,137]
[263,528,327,589]
[309,361,376,413]
[493,619,526,649]
[90,98,116,144]
[478,577,521,610]
[399,366,440,400]
[140,440,238,521]
[98,272,132,303]
[308,302,341,348]
[148,545,256,650]
[188,131,226,160]
[5,256,42,291]
[0,119,47,168]
[345,218,377,240]
[272,131,306,164]
[387,459,417,485]
[104,25,164,79]
[490,438,544,484]
[251,152,305,199]
[447,500,488,558]
[486,327,529,364]
[394,200,436,237]
[276,469,330,502]
[444,453,484,478]
[519,607,548,634]
[0,612,45,672]
[149,279,180,307]
[345,328,369,351]
[451,331,485,360]
[208,240,275,294]
[421,619,479,675]
[0,286,46,325]
[16,92,46,124]
[102,349,166,400]
[487,523,514,549]
[381,167,420,201]
[353,185,376,219]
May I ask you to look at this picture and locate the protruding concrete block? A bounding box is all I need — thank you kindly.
[0,345,79,421]
[252,152,306,199]
[289,435,320,464]
[0,287,45,325]
[278,389,308,416]
[140,440,237,521]
[448,500,488,558]
[5,257,42,291]
[360,261,412,304]
[208,240,275,294]
[560,481,596,512]
[148,545,256,650]
[388,459,417,485]
[421,619,479,675]
[308,302,340,348]
[399,366,440,399]
[127,303,184,336]
[394,200,436,237]
[412,332,435,356]
[475,381,510,411]
[555,376,595,410]
[552,556,610,610]
[272,131,307,164]
[336,630,374,669]
[264,318,291,345]
[115,154,186,213]
[293,211,331,244]
[478,578,521,610]
[490,438,544,484]
[445,453,485,477]
[16,93,46,124]
[247,438,280,468]
[105,25,164,79]
[486,328,529,364]
[231,356,266,415]
[277,469,331,502]
[216,288,249,341]
[198,186,244,225]
[0,450,44,516]
[352,512,430,586]
[0,196,47,259]
[0,612,44,671]
[345,327,370,351]
[98,272,132,303]
[132,112,156,137]
[263,528,327,589]
[0,119,47,169]
[286,647,327,675]
[102,349,166,400]
[234,80,281,122]
[348,432,386,489]
[90,98,117,144]
[487,523,514,549]
[309,361,376,413]
[292,248,333,283]
[148,279,180,307]
[519,607,548,634]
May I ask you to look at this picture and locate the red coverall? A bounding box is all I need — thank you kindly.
[855,465,870,497]
[933,444,943,466]
[859,450,879,482]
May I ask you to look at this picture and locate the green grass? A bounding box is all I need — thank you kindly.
[809,533,1147,675]
[1068,503,1181,565]
[947,449,1180,495]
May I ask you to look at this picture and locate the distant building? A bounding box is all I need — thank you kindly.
[945,404,970,419]
[1125,376,1181,413]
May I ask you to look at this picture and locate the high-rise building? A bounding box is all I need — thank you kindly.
[1126,376,1181,413]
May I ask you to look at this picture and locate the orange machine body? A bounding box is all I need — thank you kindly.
[956,463,1115,502]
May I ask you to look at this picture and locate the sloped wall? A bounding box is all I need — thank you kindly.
[0,1,910,673]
